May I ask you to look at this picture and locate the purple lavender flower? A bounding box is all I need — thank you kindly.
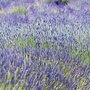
[0,0,90,89]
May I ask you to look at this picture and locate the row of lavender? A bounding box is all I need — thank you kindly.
[0,11,90,63]
[0,47,90,90]
[0,0,90,90]
[0,13,90,50]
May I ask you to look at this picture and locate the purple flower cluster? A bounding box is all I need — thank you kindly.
[0,14,90,55]
[0,47,90,89]
[0,0,35,9]
[0,0,90,89]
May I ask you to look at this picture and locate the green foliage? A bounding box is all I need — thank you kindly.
[77,76,87,87]
[53,81,66,90]
[44,0,54,3]
[5,36,53,49]
[60,0,68,4]
[71,48,90,65]
[14,36,38,48]
[24,54,29,64]
[0,83,11,90]
[13,83,18,90]
[0,83,4,90]
[80,51,90,65]
[5,36,37,49]
[5,84,11,90]
[15,37,27,49]
[7,70,11,81]
[18,83,25,90]
[63,66,72,79]
[15,67,19,82]
[26,36,37,48]
[57,60,72,79]
[0,10,4,15]
[14,7,27,14]
[42,39,51,48]
[42,86,48,90]
[44,0,68,4]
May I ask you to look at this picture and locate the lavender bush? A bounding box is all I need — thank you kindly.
[0,0,90,90]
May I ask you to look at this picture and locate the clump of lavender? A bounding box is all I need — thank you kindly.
[0,47,90,90]
[0,0,90,90]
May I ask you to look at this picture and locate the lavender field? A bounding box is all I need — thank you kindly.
[0,0,90,90]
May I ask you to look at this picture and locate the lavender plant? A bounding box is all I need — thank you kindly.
[0,47,90,90]
[0,0,90,90]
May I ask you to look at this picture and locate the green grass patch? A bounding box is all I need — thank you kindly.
[71,48,90,65]
[14,37,27,49]
[14,7,27,14]
[5,36,53,49]
[26,36,37,48]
